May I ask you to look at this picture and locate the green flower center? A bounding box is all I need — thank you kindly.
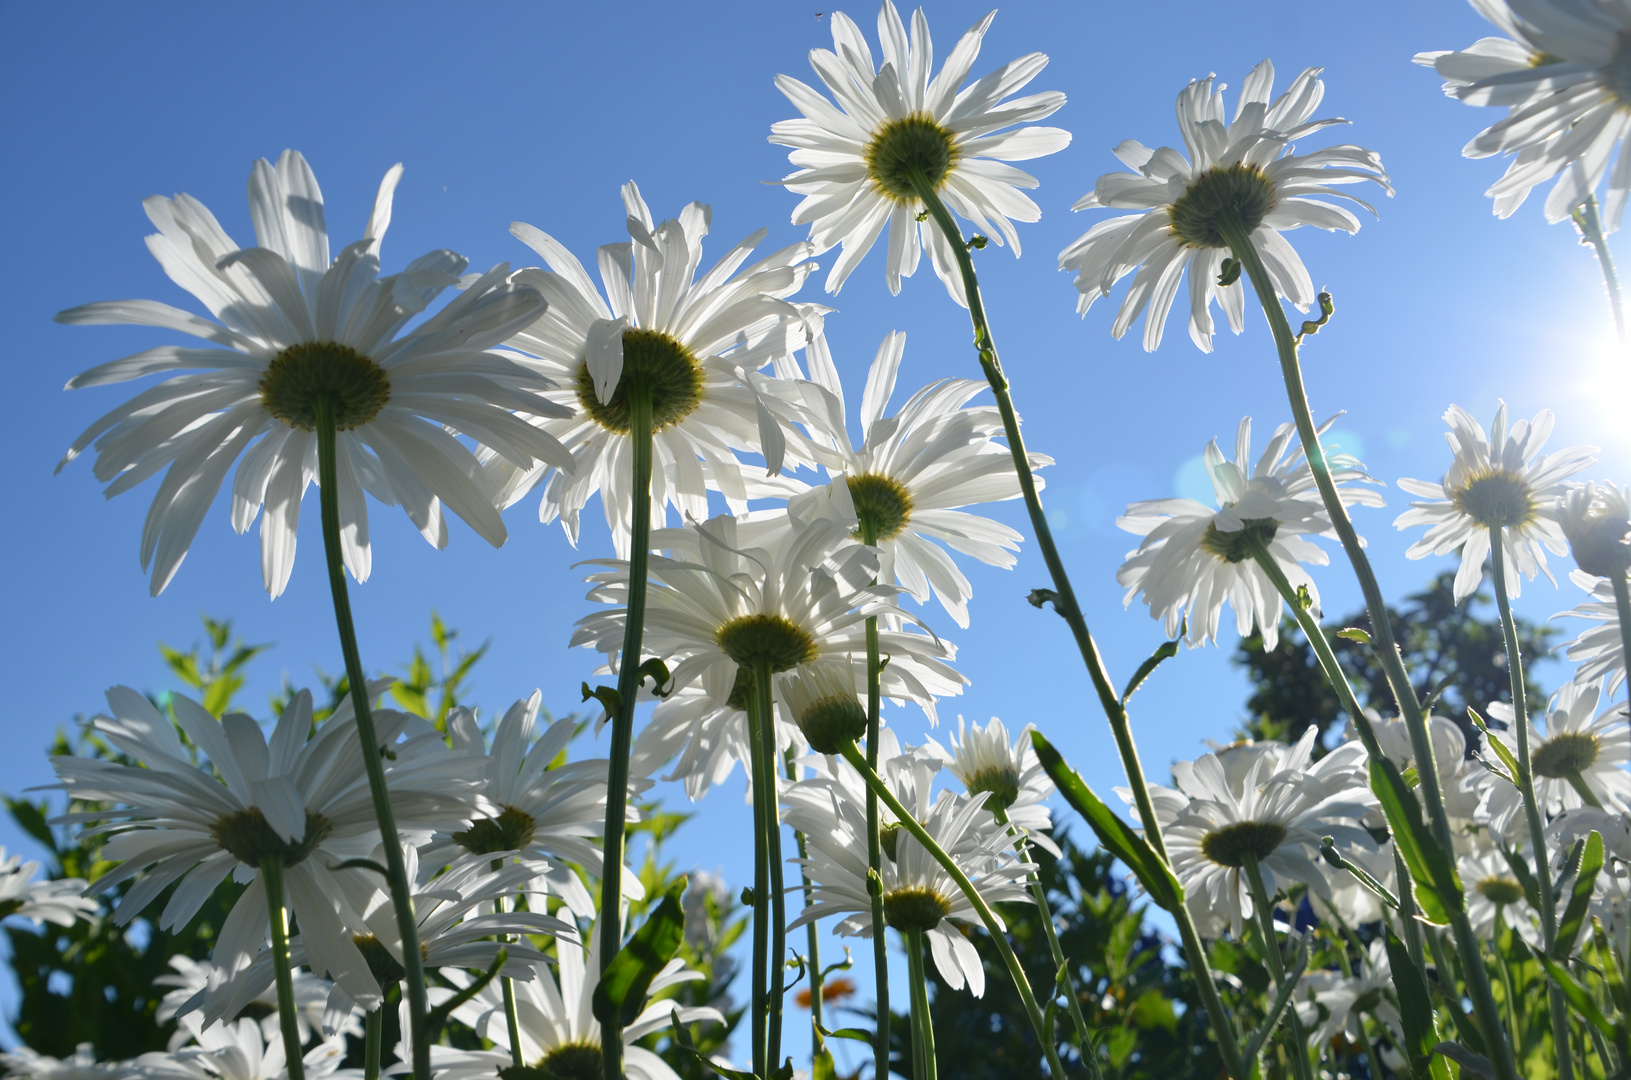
[575,328,705,435]
[352,933,408,985]
[259,342,391,431]
[1476,876,1527,907]
[210,807,332,869]
[452,805,538,856]
[1531,731,1601,779]
[965,766,1021,813]
[794,693,868,755]
[715,614,818,674]
[1199,820,1288,868]
[864,113,961,204]
[883,885,952,933]
[848,472,914,542]
[1451,472,1535,529]
[1169,164,1277,249]
[1201,517,1280,564]
[501,1042,603,1080]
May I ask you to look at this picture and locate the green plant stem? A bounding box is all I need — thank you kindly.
[364,1007,382,1080]
[500,916,524,1067]
[1572,194,1626,341]
[745,666,773,1080]
[1328,917,1381,1078]
[838,742,1067,1080]
[753,657,788,1072]
[1493,904,1523,1059]
[313,399,429,1080]
[784,749,825,1052]
[1612,574,1631,714]
[1489,528,1574,1080]
[1221,222,1518,1080]
[994,806,1091,1050]
[860,516,890,1076]
[907,173,1247,1078]
[1240,855,1313,1080]
[906,926,938,1080]
[598,387,654,1080]
[261,858,305,1080]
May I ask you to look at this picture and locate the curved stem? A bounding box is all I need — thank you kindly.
[994,806,1091,1051]
[753,658,788,1072]
[1572,195,1625,341]
[906,926,938,1080]
[838,742,1066,1080]
[860,517,890,1076]
[261,858,306,1080]
[313,399,428,1080]
[364,1006,382,1080]
[599,388,654,1080]
[745,667,772,1079]
[784,749,825,1052]
[1241,855,1313,1080]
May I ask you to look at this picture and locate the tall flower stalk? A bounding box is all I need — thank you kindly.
[260,857,306,1080]
[1572,196,1625,341]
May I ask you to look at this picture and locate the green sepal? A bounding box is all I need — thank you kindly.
[1539,954,1620,1042]
[637,657,676,697]
[1385,927,1452,1080]
[1216,257,1242,286]
[1370,758,1463,924]
[1120,631,1181,705]
[1557,830,1604,958]
[581,681,621,716]
[593,877,687,1028]
[1032,732,1183,913]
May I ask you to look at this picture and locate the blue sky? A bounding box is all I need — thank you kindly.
[1,0,1626,1065]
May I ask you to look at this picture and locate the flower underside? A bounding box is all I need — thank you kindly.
[352,932,408,985]
[1568,515,1631,578]
[864,113,961,204]
[576,328,704,435]
[209,807,332,869]
[965,766,1021,813]
[259,342,391,432]
[795,693,868,754]
[1531,731,1601,778]
[715,614,818,674]
[849,472,914,542]
[1605,33,1631,103]
[880,822,903,862]
[1452,472,1535,529]
[1169,164,1277,249]
[452,804,538,855]
[883,885,952,932]
[501,1042,603,1080]
[1476,875,1526,906]
[1201,517,1280,564]
[1199,820,1288,868]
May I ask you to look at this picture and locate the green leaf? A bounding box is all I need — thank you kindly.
[1539,954,1619,1041]
[1319,838,1399,911]
[1386,926,1451,1080]
[592,878,686,1028]
[1241,935,1308,1064]
[1032,732,1183,913]
[1336,627,1371,644]
[815,1022,876,1045]
[1432,1042,1494,1079]
[1557,830,1604,958]
[1120,634,1180,705]
[812,1047,836,1080]
[1370,758,1463,924]
[1467,707,1519,786]
[669,1014,758,1080]
[1499,846,1543,911]
[1596,918,1630,1016]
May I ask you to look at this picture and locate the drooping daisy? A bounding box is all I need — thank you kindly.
[0,848,96,928]
[138,1018,348,1080]
[486,181,826,557]
[1060,60,1390,352]
[429,915,724,1080]
[1118,415,1384,650]
[795,325,1046,628]
[155,956,352,1052]
[1415,0,1631,226]
[927,715,1059,857]
[1558,568,1631,693]
[51,685,481,1010]
[1460,848,1542,947]
[1395,401,1596,603]
[1482,678,1631,838]
[783,755,1033,996]
[770,2,1070,302]
[1129,729,1375,938]
[0,1045,135,1080]
[1559,480,1631,579]
[57,150,572,596]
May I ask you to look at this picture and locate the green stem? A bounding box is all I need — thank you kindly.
[745,666,772,1079]
[313,399,428,1080]
[754,658,788,1072]
[860,517,890,1076]
[907,172,1245,1079]
[1241,855,1313,1080]
[262,859,306,1080]
[1612,574,1631,715]
[1328,916,1381,1078]
[1222,222,1519,1080]
[994,806,1092,1051]
[598,387,654,1080]
[1571,194,1626,341]
[906,926,938,1080]
[838,742,1067,1080]
[1568,771,1606,809]
[1489,528,1574,1080]
[364,1007,382,1080]
[784,750,825,1052]
[499,914,524,1068]
[1493,903,1523,1060]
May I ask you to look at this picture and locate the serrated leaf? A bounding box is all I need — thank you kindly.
[1371,758,1463,925]
[593,878,686,1028]
[1557,831,1604,958]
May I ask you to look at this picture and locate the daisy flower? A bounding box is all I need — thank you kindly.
[1129,729,1375,938]
[630,683,807,801]
[795,325,1046,628]
[1118,415,1383,650]
[50,685,481,1010]
[1415,0,1631,226]
[0,848,96,928]
[1482,677,1631,837]
[57,150,571,597]
[1559,480,1631,578]
[928,715,1059,857]
[487,181,825,557]
[1060,60,1390,352]
[770,2,1070,303]
[0,1046,134,1080]
[1558,568,1631,693]
[430,915,723,1080]
[1292,939,1402,1048]
[1460,848,1542,947]
[138,1018,347,1080]
[1368,711,1490,831]
[1395,401,1596,603]
[783,755,1033,996]
[155,956,350,1052]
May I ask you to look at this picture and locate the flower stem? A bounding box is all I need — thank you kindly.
[1611,574,1631,713]
[1489,528,1574,1080]
[1221,221,1518,1080]
[313,398,429,1080]
[784,749,825,1052]
[753,657,788,1072]
[745,663,773,1079]
[261,857,306,1080]
[836,742,1067,1080]
[496,897,524,1068]
[993,806,1092,1052]
[1571,195,1625,341]
[859,517,890,1076]
[1327,914,1382,1077]
[1493,903,1523,1058]
[599,386,654,1080]
[364,1007,382,1080]
[1240,854,1313,1080]
[905,926,938,1080]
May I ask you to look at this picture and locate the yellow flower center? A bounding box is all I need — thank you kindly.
[883,885,952,932]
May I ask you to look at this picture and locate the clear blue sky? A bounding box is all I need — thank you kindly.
[1,0,1624,1065]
